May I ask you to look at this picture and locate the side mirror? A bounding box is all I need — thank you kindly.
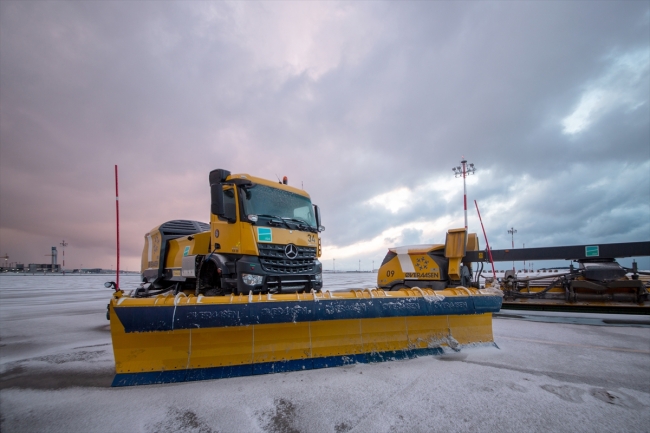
[211,183,225,217]
[314,204,325,231]
[209,169,231,217]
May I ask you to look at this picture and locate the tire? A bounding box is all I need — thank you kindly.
[199,261,225,296]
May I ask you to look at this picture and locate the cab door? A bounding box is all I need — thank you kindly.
[210,185,241,254]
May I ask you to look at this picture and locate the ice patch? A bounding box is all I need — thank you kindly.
[589,388,645,409]
[540,384,585,403]
[258,398,300,433]
[145,407,214,433]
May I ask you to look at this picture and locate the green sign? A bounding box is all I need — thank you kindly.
[585,246,599,257]
[183,246,190,256]
[257,227,272,243]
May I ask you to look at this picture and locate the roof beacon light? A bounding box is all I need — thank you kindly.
[282,176,288,185]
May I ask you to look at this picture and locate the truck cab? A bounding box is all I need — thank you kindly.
[141,169,324,295]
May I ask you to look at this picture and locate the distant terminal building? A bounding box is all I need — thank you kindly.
[73,268,103,274]
[0,263,25,272]
[25,246,62,272]
[28,263,61,272]
[1,246,129,274]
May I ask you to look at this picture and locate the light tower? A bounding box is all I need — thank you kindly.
[452,158,476,229]
[508,227,517,271]
[60,240,68,271]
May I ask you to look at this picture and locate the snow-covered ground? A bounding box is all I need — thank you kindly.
[1,274,649,433]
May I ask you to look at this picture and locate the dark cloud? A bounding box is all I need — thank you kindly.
[1,1,648,272]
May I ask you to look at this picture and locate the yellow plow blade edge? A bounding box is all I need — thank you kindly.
[110,288,501,386]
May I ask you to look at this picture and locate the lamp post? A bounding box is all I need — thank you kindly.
[452,158,476,230]
[508,227,517,272]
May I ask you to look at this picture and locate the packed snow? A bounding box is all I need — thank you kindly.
[1,274,649,433]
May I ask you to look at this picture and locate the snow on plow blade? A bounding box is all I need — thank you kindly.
[109,288,502,386]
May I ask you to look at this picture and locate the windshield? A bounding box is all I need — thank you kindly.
[241,184,316,227]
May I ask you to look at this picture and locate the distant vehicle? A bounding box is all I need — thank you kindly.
[378,234,649,314]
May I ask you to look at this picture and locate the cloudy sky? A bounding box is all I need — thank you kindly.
[1,1,648,272]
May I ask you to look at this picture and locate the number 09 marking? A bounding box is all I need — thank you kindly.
[386,270,394,277]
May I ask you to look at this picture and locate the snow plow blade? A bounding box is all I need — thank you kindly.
[109,288,502,386]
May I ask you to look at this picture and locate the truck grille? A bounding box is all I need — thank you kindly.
[257,243,317,274]
[266,276,314,292]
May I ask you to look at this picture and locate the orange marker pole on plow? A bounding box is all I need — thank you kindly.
[474,200,496,280]
[115,165,120,290]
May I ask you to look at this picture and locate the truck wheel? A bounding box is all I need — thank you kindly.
[390,284,408,291]
[199,261,224,296]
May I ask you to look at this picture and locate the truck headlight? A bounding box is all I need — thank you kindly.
[315,273,322,282]
[242,273,263,286]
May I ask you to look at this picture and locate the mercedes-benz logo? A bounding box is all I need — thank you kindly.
[284,243,298,259]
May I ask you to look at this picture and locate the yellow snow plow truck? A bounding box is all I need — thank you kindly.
[106,169,503,386]
[140,169,325,296]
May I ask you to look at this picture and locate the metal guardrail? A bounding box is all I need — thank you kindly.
[466,241,650,263]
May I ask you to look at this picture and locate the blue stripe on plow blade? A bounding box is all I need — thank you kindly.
[111,347,447,387]
[114,296,502,333]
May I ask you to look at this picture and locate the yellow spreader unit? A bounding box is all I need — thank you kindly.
[109,288,502,386]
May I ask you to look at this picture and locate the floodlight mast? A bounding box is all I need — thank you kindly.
[452,158,476,230]
[508,227,517,272]
[59,240,68,272]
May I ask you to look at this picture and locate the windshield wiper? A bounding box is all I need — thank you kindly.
[282,217,317,233]
[255,214,291,229]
